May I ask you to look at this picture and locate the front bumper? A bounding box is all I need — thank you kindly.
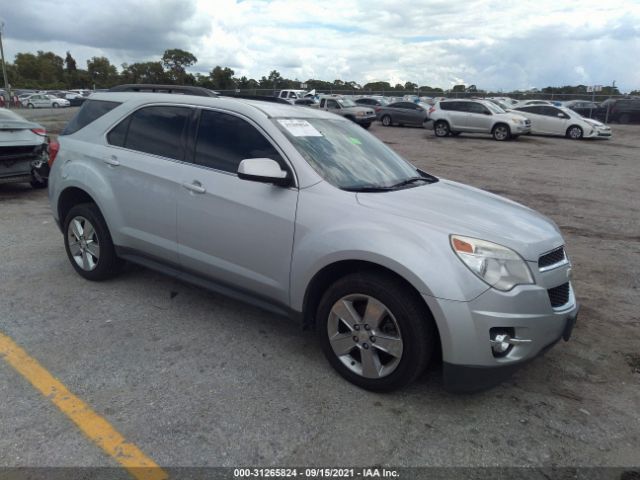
[512,124,531,134]
[422,279,579,393]
[354,114,377,125]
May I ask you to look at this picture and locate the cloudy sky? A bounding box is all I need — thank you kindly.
[1,0,639,91]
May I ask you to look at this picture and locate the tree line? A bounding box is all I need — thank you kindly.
[1,48,637,95]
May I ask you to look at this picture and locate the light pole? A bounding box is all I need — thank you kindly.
[0,21,11,104]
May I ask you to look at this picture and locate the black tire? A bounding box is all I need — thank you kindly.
[361,122,371,130]
[618,113,630,124]
[434,120,450,137]
[52,102,59,108]
[27,103,35,109]
[317,271,436,392]
[381,115,392,127]
[30,176,48,189]
[566,125,583,140]
[63,203,123,281]
[492,123,511,141]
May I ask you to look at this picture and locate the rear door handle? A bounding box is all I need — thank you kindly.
[182,181,206,194]
[103,155,120,167]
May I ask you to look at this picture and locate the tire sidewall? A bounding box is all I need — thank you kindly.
[493,124,510,141]
[381,115,391,126]
[567,126,583,139]
[317,273,434,392]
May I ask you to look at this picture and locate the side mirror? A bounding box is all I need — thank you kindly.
[483,110,492,115]
[557,113,568,118]
[238,158,291,187]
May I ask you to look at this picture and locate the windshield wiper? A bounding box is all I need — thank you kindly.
[389,177,430,189]
[341,185,395,192]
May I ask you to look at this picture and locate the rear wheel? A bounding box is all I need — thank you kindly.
[434,121,450,137]
[492,123,511,141]
[63,203,123,281]
[381,115,392,127]
[317,272,436,392]
[566,125,583,139]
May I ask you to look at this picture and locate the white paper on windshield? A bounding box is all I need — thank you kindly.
[278,119,323,137]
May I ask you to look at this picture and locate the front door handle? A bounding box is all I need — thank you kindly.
[182,181,206,194]
[103,155,120,167]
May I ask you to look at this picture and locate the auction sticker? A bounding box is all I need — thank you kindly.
[278,119,323,137]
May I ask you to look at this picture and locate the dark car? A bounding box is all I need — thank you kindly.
[355,97,388,107]
[600,98,640,124]
[563,100,606,120]
[377,101,430,127]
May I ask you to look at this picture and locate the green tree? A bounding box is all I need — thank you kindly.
[161,48,197,84]
[121,62,167,84]
[209,66,235,90]
[404,81,418,91]
[87,56,118,88]
[362,81,392,92]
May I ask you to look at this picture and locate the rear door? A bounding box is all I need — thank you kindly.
[443,102,468,130]
[176,109,298,306]
[515,106,544,133]
[102,104,193,264]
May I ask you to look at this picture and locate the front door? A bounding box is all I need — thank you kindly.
[176,109,298,307]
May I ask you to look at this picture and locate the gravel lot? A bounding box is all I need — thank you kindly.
[1,108,639,473]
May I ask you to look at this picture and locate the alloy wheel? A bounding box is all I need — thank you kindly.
[327,294,403,379]
[67,216,100,271]
[494,125,509,140]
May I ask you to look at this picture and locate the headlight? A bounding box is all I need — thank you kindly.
[510,117,525,125]
[356,111,365,116]
[450,235,534,291]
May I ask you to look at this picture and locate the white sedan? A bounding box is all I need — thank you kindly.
[513,104,611,139]
[21,94,70,109]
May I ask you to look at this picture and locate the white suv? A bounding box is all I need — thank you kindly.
[428,99,531,141]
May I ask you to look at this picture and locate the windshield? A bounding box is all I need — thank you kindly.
[486,102,506,114]
[275,118,433,190]
[337,98,356,107]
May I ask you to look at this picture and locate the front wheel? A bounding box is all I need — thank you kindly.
[566,125,583,139]
[492,124,511,141]
[63,203,123,281]
[52,102,59,108]
[381,115,392,127]
[317,272,436,392]
[27,103,35,109]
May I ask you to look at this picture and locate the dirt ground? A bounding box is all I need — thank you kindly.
[1,108,638,473]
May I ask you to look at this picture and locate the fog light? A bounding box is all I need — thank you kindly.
[490,327,515,357]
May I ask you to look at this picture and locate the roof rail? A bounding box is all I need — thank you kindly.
[108,84,219,97]
[221,94,291,105]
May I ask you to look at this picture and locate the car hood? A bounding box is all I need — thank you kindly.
[356,179,563,261]
[582,117,606,127]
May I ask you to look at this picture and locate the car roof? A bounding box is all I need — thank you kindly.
[88,92,341,120]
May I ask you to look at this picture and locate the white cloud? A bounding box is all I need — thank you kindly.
[2,0,639,90]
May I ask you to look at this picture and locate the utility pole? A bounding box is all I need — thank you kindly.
[0,21,11,105]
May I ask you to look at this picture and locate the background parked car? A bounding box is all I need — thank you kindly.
[377,101,430,127]
[562,100,605,120]
[355,97,388,107]
[428,99,530,140]
[318,95,376,128]
[515,99,554,107]
[600,98,640,123]
[21,94,70,109]
[514,105,611,139]
[0,108,52,188]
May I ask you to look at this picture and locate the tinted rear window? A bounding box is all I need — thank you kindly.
[61,100,121,135]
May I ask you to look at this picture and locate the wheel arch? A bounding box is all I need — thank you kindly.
[301,260,442,356]
[492,121,510,133]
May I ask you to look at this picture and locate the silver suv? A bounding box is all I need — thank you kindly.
[428,99,531,140]
[49,92,578,393]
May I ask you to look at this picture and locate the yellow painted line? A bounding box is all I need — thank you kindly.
[0,331,168,480]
